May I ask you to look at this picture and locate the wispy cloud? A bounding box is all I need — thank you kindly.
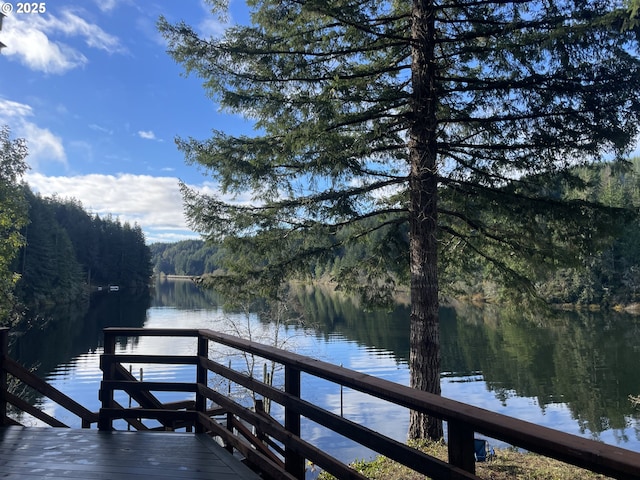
[89,123,113,135]
[138,130,158,140]
[2,9,126,74]
[198,0,230,38]
[0,98,67,169]
[94,0,120,13]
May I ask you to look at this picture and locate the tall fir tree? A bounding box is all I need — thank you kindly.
[160,0,640,439]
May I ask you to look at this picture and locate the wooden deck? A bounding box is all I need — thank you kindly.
[4,327,640,480]
[0,426,261,479]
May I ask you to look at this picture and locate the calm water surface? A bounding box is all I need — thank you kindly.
[10,278,640,468]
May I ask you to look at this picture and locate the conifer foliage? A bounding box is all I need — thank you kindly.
[13,192,153,313]
[160,1,640,439]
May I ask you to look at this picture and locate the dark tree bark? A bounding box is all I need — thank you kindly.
[408,0,443,439]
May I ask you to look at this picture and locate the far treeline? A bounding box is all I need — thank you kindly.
[15,188,153,308]
[152,158,640,310]
[0,126,152,328]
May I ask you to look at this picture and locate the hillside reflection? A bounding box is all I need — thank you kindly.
[11,279,640,442]
[291,285,640,439]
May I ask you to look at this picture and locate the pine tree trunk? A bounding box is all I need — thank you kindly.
[407,0,443,441]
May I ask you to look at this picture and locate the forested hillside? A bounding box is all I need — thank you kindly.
[150,240,221,276]
[152,159,640,308]
[12,187,153,313]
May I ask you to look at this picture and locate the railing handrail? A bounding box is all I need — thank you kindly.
[100,327,640,479]
[0,327,98,428]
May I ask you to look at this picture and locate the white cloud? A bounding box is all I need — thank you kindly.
[24,172,255,243]
[1,9,125,74]
[0,98,31,118]
[21,122,66,165]
[0,98,67,169]
[25,172,198,243]
[2,22,87,73]
[95,0,119,13]
[138,130,157,140]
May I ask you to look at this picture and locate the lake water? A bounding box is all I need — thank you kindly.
[8,277,640,469]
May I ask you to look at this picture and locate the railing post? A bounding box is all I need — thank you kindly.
[195,333,208,433]
[254,399,266,444]
[225,411,234,453]
[284,365,305,479]
[448,420,476,475]
[0,328,8,426]
[98,329,117,430]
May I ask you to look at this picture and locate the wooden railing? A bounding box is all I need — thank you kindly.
[97,327,640,480]
[0,327,98,428]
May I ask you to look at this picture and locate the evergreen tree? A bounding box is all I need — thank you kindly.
[160,0,640,439]
[15,190,84,310]
[11,191,152,320]
[0,126,29,324]
[150,240,221,276]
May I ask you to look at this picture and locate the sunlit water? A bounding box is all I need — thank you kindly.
[13,283,640,475]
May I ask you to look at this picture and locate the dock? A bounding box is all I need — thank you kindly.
[3,326,640,480]
[0,426,260,479]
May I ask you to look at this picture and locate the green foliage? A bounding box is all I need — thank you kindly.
[14,188,85,311]
[155,158,640,308]
[533,159,640,306]
[11,190,153,323]
[160,0,640,304]
[318,437,610,480]
[150,239,222,276]
[0,126,29,324]
[160,0,640,439]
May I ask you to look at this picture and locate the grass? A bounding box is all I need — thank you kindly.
[317,440,611,480]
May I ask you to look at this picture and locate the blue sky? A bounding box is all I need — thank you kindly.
[0,0,252,243]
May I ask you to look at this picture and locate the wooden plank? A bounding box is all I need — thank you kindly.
[229,415,284,466]
[103,380,198,393]
[196,337,208,433]
[284,365,303,478]
[100,363,177,430]
[3,391,69,428]
[196,413,297,480]
[203,356,478,480]
[3,358,98,424]
[200,385,373,480]
[0,426,262,479]
[448,420,476,475]
[104,354,198,365]
[100,407,198,423]
[103,327,201,338]
[196,329,640,480]
[111,400,149,430]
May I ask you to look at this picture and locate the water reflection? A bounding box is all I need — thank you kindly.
[290,284,640,443]
[11,288,150,375]
[10,279,640,453]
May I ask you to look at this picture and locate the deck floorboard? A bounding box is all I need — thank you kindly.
[0,426,261,479]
